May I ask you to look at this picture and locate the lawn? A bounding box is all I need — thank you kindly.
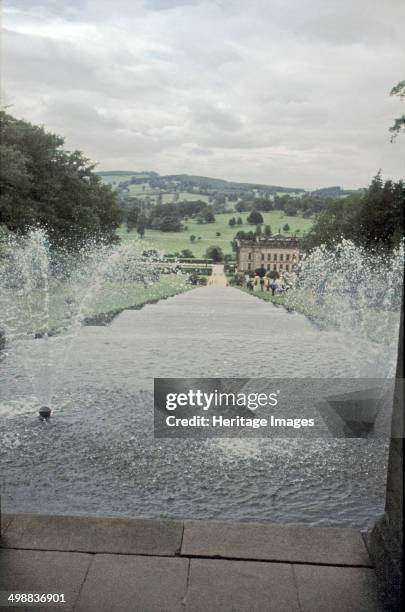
[237,287,400,345]
[120,211,313,258]
[8,274,189,338]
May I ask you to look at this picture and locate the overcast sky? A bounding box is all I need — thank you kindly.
[2,0,405,189]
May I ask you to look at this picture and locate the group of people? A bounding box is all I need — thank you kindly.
[245,273,288,296]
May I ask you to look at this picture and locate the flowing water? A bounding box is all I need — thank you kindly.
[0,231,403,528]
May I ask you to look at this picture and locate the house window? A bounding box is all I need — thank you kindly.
[279,264,283,270]
[267,253,271,261]
[286,254,290,261]
[273,253,277,261]
[248,253,252,260]
[273,264,277,271]
[261,253,265,261]
[286,264,289,271]
[280,254,284,261]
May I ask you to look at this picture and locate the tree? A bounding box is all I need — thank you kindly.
[216,231,221,236]
[0,111,121,247]
[181,249,194,258]
[356,173,404,251]
[157,216,183,232]
[228,217,236,227]
[205,245,224,262]
[235,201,248,212]
[247,210,263,224]
[389,80,405,141]
[282,223,290,232]
[190,234,196,242]
[126,206,139,232]
[302,173,404,253]
[264,224,272,236]
[204,208,215,223]
[137,213,147,238]
[237,217,243,225]
[284,204,297,216]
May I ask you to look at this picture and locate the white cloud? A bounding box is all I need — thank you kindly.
[2,0,404,188]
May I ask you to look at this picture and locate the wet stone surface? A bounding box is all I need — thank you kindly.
[0,287,395,528]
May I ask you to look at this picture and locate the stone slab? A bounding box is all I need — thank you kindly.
[184,558,300,612]
[0,548,92,612]
[181,520,372,566]
[75,554,189,612]
[294,563,381,612]
[0,513,14,536]
[2,513,183,556]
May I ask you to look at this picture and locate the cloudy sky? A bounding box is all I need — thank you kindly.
[2,0,405,189]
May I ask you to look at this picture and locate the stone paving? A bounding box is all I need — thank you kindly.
[0,513,382,611]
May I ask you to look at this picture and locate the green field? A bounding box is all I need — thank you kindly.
[237,287,400,345]
[11,275,188,337]
[124,185,210,204]
[120,211,313,258]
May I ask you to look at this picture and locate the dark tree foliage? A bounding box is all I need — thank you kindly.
[137,213,147,237]
[180,249,194,258]
[389,80,405,141]
[246,209,263,225]
[303,174,404,253]
[235,201,249,212]
[152,215,183,232]
[235,230,256,240]
[126,206,139,232]
[205,245,224,262]
[0,111,121,247]
[284,203,298,216]
[204,207,215,223]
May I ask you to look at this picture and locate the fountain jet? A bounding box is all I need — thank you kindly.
[39,406,51,419]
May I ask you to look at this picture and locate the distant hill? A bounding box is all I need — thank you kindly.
[310,186,363,198]
[97,171,158,177]
[160,173,305,194]
[96,172,364,215]
[96,171,305,194]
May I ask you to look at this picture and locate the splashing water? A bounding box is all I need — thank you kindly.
[0,228,187,410]
[283,239,403,353]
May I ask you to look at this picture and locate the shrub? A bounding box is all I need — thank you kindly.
[247,210,263,225]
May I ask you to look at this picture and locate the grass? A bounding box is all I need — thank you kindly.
[120,211,313,258]
[101,176,211,204]
[85,275,189,324]
[237,287,400,345]
[10,275,189,337]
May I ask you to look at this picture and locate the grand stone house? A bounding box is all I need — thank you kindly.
[236,235,301,274]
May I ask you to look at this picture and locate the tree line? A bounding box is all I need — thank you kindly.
[123,199,216,235]
[0,111,121,248]
[303,173,404,253]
